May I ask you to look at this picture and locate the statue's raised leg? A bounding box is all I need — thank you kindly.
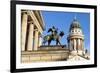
[57,40,64,48]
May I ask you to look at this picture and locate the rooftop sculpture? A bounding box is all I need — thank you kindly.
[42,26,64,46]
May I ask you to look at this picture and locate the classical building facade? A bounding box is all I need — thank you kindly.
[21,10,45,51]
[21,11,89,62]
[67,17,84,54]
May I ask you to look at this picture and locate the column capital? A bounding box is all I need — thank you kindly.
[34,29,38,31]
[28,21,34,24]
[21,10,28,14]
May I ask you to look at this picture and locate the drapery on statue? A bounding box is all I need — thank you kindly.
[42,26,64,46]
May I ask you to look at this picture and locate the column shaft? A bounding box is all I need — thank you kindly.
[21,12,28,51]
[78,39,80,50]
[82,40,84,50]
[34,29,39,50]
[70,40,72,50]
[74,39,76,50]
[27,23,34,51]
[79,39,81,50]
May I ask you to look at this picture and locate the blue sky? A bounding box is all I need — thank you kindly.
[41,11,90,52]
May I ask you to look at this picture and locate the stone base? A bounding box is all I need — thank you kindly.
[70,50,85,55]
[39,45,67,51]
[69,50,90,60]
[21,46,90,63]
[21,50,69,63]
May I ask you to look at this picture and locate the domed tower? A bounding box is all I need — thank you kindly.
[67,17,84,54]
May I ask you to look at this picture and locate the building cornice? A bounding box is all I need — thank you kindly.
[34,11,45,30]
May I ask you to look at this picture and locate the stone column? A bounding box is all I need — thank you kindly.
[21,11,28,51]
[34,29,39,50]
[82,39,84,50]
[74,39,76,50]
[27,23,34,51]
[78,39,80,50]
[81,39,84,50]
[70,40,72,50]
[79,39,81,50]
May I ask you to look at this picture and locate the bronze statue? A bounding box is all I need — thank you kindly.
[43,26,64,46]
[48,26,58,36]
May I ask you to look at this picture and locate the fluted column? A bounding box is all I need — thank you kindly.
[21,11,28,51]
[82,40,84,50]
[27,23,34,51]
[70,40,72,50]
[78,39,80,50]
[79,39,83,50]
[74,39,76,50]
[34,29,39,50]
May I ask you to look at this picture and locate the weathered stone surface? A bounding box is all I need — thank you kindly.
[21,46,89,63]
[39,45,67,50]
[21,46,69,63]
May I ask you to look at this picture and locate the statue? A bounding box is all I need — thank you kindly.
[48,26,58,36]
[42,26,64,46]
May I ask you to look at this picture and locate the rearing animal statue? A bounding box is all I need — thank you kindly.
[42,26,64,46]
